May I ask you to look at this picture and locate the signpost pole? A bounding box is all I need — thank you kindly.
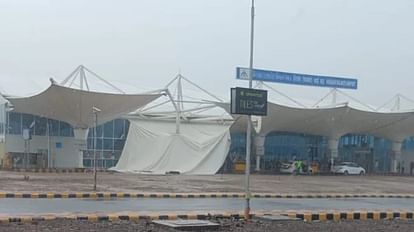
[93,112,97,191]
[92,107,101,191]
[245,0,255,220]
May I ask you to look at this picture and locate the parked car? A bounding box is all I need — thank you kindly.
[280,162,295,174]
[280,161,310,174]
[332,162,366,175]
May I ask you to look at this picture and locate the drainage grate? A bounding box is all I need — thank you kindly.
[153,219,220,231]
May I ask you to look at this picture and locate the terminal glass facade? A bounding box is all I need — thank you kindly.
[8,112,74,137]
[229,132,414,173]
[83,119,129,168]
[6,112,129,169]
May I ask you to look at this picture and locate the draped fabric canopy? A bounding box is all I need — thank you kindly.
[112,118,232,175]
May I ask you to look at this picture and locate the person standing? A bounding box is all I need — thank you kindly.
[410,162,414,176]
[298,160,304,174]
[293,159,299,175]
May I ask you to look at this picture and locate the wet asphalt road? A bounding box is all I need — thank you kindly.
[1,198,414,215]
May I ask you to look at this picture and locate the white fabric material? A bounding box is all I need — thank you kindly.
[218,102,414,141]
[0,94,7,105]
[7,84,161,129]
[113,119,231,175]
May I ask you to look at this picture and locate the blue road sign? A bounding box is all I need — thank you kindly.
[236,67,358,89]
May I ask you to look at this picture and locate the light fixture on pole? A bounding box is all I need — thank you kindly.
[92,106,101,191]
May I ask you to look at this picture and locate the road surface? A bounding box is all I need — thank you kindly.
[1,197,413,215]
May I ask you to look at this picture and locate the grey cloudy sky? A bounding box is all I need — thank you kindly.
[0,0,413,107]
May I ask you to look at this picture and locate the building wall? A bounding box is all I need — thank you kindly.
[5,134,80,168]
[3,111,128,169]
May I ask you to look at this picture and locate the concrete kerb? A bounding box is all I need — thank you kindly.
[0,212,244,224]
[2,168,111,173]
[283,210,414,222]
[1,192,414,199]
[0,210,413,224]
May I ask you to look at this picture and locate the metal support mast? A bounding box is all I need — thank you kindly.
[93,112,98,191]
[92,107,101,191]
[245,0,255,220]
[331,88,337,105]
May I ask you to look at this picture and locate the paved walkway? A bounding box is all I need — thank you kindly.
[1,171,414,194]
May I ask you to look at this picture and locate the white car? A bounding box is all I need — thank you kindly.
[280,162,309,174]
[280,162,296,174]
[333,162,366,175]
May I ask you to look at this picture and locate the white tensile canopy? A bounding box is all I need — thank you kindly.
[7,84,162,130]
[112,118,232,175]
[221,102,414,142]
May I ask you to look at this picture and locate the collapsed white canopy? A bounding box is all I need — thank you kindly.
[0,94,6,105]
[7,84,162,129]
[220,102,414,142]
[112,118,231,175]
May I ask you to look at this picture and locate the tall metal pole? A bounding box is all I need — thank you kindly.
[331,88,337,105]
[46,120,50,168]
[176,77,182,134]
[245,0,255,220]
[4,103,10,154]
[93,112,98,191]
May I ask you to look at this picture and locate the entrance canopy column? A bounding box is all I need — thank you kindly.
[391,141,403,173]
[74,128,89,168]
[328,137,340,171]
[254,134,266,171]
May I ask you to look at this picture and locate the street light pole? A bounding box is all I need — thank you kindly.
[92,107,101,191]
[4,102,13,165]
[245,0,255,221]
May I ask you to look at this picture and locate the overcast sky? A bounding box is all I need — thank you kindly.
[0,0,413,108]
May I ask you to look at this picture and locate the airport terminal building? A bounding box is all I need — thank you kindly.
[0,108,129,169]
[2,105,414,174]
[2,67,414,174]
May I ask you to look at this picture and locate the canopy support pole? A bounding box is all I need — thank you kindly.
[336,89,376,111]
[180,75,223,102]
[79,66,86,91]
[177,75,184,112]
[262,82,307,108]
[165,90,180,134]
[394,95,401,111]
[331,88,337,105]
[60,66,81,86]
[82,66,126,94]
